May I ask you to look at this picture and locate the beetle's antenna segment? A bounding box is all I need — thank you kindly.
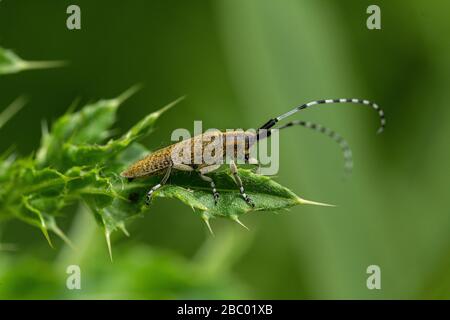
[277,120,353,172]
[258,98,386,134]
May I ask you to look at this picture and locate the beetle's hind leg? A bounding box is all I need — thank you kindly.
[198,164,221,205]
[230,159,255,207]
[146,166,172,205]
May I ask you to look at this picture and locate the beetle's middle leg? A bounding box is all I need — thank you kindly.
[146,166,172,204]
[198,164,221,204]
[230,159,255,207]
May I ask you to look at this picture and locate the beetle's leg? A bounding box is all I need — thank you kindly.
[230,159,255,207]
[146,166,172,205]
[174,163,221,205]
[173,163,195,172]
[198,164,221,205]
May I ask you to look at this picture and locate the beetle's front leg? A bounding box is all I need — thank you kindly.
[198,164,221,205]
[146,166,172,205]
[230,159,255,207]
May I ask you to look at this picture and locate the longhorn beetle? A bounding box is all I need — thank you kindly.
[121,98,385,206]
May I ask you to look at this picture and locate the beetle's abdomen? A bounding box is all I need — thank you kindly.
[120,146,173,178]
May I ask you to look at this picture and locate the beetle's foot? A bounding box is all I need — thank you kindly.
[145,192,153,206]
[244,195,255,208]
[213,192,220,205]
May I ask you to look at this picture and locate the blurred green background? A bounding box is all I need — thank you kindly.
[1,0,450,299]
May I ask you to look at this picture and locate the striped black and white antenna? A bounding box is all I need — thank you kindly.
[256,98,386,172]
